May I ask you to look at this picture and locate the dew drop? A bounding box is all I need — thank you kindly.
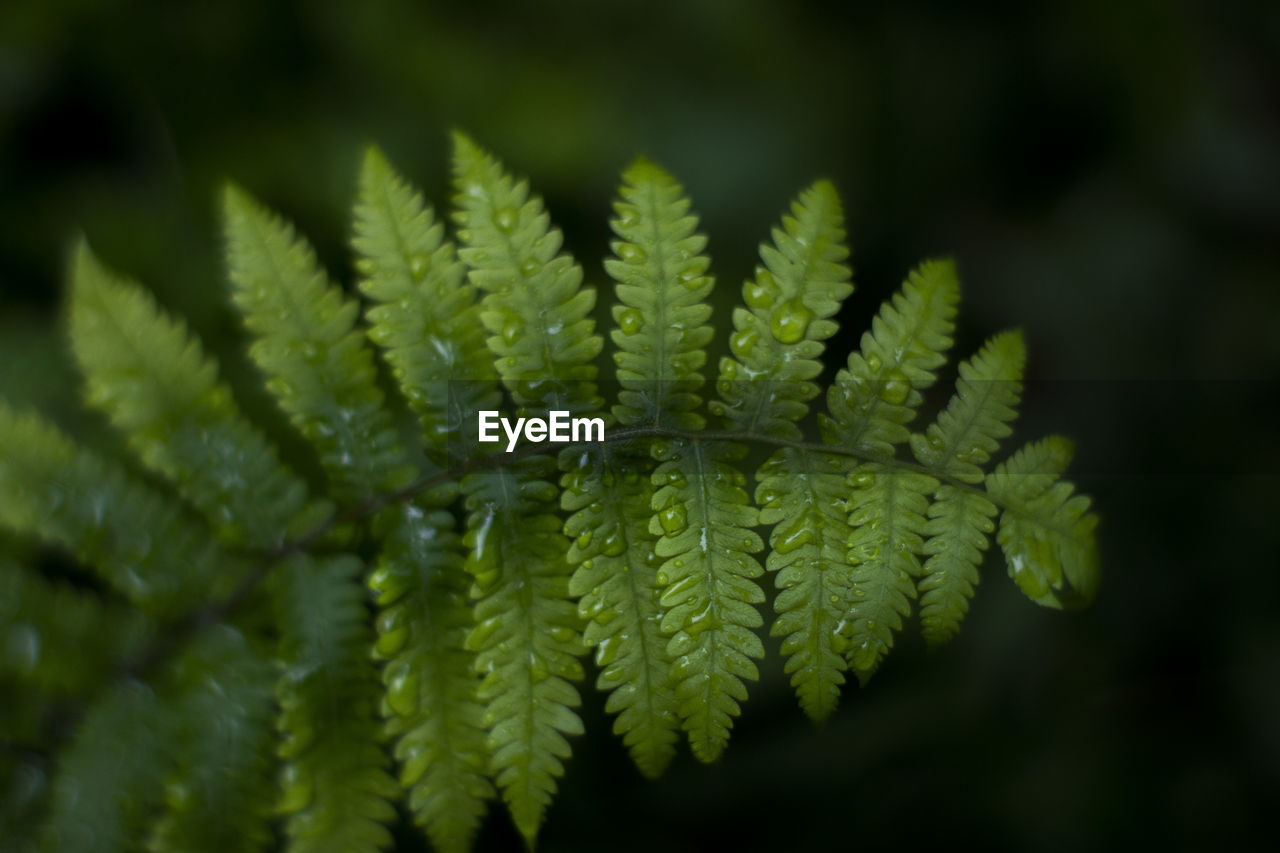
[668,630,696,657]
[879,369,910,405]
[495,207,517,233]
[731,326,760,357]
[650,439,676,461]
[600,530,627,557]
[617,307,644,335]
[865,353,883,373]
[501,320,521,346]
[851,471,876,490]
[409,253,430,280]
[658,502,688,535]
[617,243,647,263]
[770,298,813,344]
[528,652,549,683]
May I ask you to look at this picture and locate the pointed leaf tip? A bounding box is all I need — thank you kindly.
[622,155,669,184]
[361,143,390,177]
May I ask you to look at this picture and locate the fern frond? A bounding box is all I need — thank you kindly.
[369,502,493,853]
[714,181,858,720]
[650,437,763,762]
[840,465,937,682]
[912,331,1025,645]
[607,158,714,429]
[224,188,440,851]
[67,241,331,548]
[462,461,585,845]
[716,179,852,438]
[815,260,958,682]
[450,131,601,416]
[554,159,706,776]
[0,402,235,616]
[564,446,678,778]
[910,330,1026,482]
[451,133,600,841]
[916,487,997,647]
[147,627,276,853]
[222,185,417,498]
[0,556,146,694]
[756,446,857,721]
[354,145,502,455]
[40,682,171,853]
[986,437,1100,609]
[273,554,398,853]
[350,151,503,849]
[3,138,1105,852]
[822,259,959,457]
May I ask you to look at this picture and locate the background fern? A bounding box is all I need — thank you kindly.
[0,134,1107,852]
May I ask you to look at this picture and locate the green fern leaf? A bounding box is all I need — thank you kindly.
[451,133,598,841]
[462,461,585,844]
[910,330,1026,481]
[986,437,1101,609]
[821,261,957,682]
[716,179,852,438]
[916,486,997,647]
[840,465,937,682]
[273,555,399,853]
[39,681,171,853]
[756,446,857,721]
[67,241,331,548]
[0,556,147,695]
[821,259,959,457]
[0,402,236,616]
[912,331,1025,645]
[726,180,857,720]
[223,189,419,852]
[559,159,709,776]
[354,145,502,454]
[450,131,601,416]
[607,158,714,429]
[650,436,763,762]
[564,446,678,778]
[354,148,495,852]
[369,502,493,853]
[2,137,1106,852]
[146,627,276,853]
[223,184,417,498]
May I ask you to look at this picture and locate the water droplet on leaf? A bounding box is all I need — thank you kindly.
[770,298,813,344]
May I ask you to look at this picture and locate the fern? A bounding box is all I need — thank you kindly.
[354,147,494,851]
[821,260,958,683]
[0,135,1101,851]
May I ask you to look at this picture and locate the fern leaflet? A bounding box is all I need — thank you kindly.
[450,133,595,842]
[913,331,1025,645]
[354,147,495,852]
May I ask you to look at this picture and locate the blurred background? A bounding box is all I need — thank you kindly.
[2,0,1278,850]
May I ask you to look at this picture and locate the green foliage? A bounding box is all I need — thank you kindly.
[0,135,1101,851]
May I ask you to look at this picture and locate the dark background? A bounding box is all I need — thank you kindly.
[2,1,1278,850]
